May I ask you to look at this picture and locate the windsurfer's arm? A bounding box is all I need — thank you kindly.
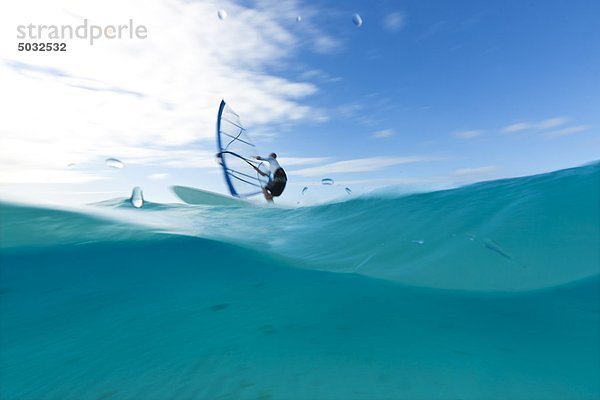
[251,163,269,177]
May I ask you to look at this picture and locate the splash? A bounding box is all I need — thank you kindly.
[105,158,124,169]
[130,187,144,208]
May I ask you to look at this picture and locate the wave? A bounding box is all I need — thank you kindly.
[1,162,598,292]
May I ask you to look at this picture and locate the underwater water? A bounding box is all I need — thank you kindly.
[1,163,599,399]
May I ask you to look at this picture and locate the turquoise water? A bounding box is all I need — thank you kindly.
[1,163,599,399]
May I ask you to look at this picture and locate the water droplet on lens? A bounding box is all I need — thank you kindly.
[218,9,227,20]
[130,187,144,208]
[296,16,302,22]
[105,158,124,169]
[352,13,363,27]
[411,239,425,245]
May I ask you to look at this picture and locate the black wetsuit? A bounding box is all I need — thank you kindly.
[265,168,287,197]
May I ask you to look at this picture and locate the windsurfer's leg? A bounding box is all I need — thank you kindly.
[262,187,273,203]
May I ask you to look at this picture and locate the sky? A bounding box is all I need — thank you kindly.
[0,0,599,206]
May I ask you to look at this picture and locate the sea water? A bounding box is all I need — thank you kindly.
[1,163,599,399]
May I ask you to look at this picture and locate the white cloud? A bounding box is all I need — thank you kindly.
[279,156,331,166]
[372,129,395,138]
[544,125,591,138]
[299,69,342,83]
[503,116,569,133]
[0,167,108,184]
[502,122,531,133]
[148,173,170,180]
[537,117,567,130]
[454,165,497,176]
[336,102,364,118]
[313,35,343,54]
[383,12,405,32]
[250,0,343,54]
[454,130,482,139]
[0,0,326,186]
[292,156,433,177]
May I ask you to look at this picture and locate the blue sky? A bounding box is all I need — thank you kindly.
[0,0,598,205]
